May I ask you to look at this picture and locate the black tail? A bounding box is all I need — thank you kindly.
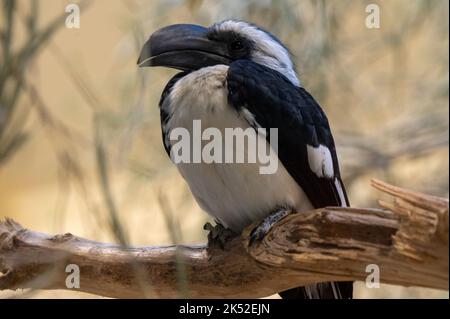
[279,281,353,299]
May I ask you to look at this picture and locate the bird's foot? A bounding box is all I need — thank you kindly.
[249,208,292,246]
[203,222,237,249]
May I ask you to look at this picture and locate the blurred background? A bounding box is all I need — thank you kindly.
[0,0,448,298]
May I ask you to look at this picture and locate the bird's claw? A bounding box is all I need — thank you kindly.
[204,222,237,249]
[249,208,291,246]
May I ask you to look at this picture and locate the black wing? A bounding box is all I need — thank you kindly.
[227,60,349,208]
[227,60,352,299]
[159,71,190,156]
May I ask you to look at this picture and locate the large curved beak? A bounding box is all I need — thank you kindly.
[137,24,231,71]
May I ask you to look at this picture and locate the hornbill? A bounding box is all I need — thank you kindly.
[138,20,353,299]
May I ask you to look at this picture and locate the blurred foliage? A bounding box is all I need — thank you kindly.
[0,0,89,165]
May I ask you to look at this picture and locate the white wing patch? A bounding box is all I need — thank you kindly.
[240,107,261,129]
[334,178,348,207]
[306,144,334,178]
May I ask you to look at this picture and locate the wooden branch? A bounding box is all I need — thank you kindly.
[0,180,448,298]
[245,180,448,291]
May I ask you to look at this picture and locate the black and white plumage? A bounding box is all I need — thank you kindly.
[138,20,352,299]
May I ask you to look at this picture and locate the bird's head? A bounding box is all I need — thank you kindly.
[138,20,300,86]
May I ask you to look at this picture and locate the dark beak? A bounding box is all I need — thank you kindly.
[137,24,231,71]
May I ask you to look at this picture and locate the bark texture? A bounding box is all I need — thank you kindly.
[0,180,448,298]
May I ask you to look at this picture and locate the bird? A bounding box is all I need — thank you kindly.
[138,20,353,299]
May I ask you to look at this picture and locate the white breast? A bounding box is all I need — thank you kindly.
[162,65,313,232]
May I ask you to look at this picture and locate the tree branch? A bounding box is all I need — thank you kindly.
[0,180,448,298]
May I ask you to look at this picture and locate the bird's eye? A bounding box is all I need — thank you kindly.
[230,40,245,51]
